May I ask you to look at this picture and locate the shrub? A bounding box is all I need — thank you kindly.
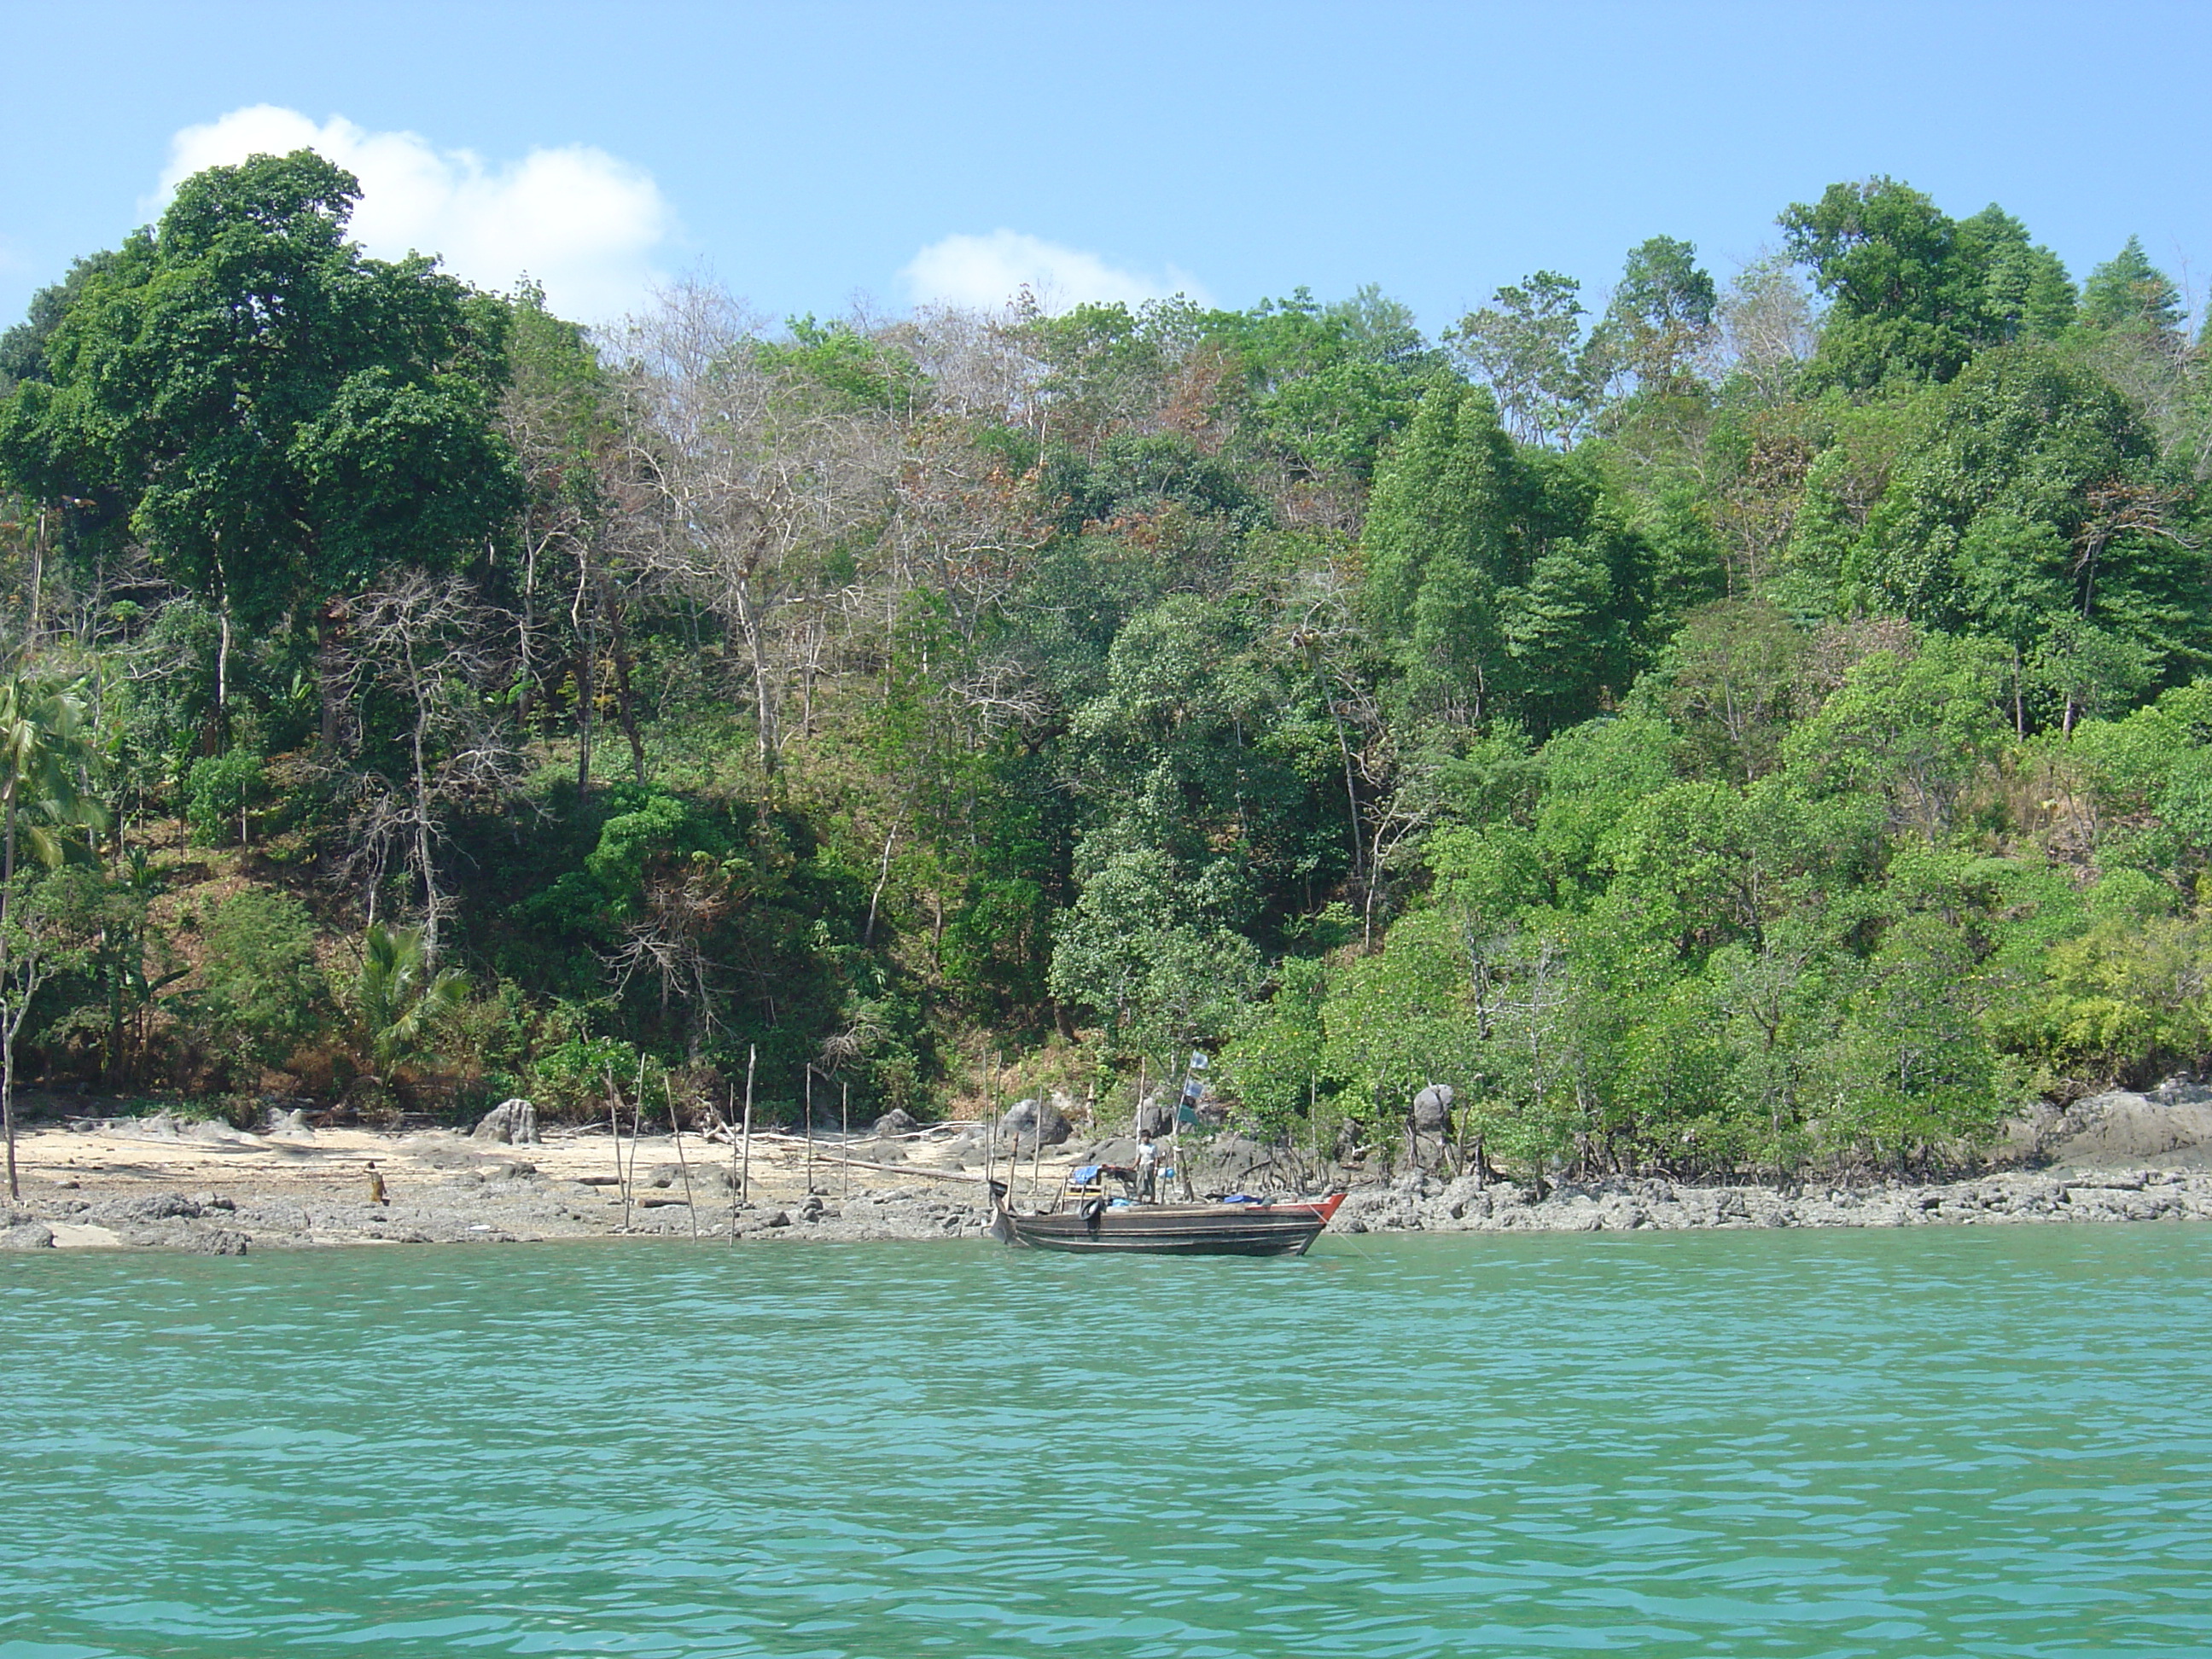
[185,751,271,847]
[197,888,328,1071]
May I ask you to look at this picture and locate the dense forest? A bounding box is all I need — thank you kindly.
[3,151,2209,1182]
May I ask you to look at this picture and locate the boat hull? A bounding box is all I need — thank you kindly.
[996,1194,1346,1257]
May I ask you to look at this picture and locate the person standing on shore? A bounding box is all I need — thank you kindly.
[366,1162,388,1207]
[1136,1132,1160,1202]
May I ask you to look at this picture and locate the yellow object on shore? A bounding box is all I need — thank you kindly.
[367,1166,388,1206]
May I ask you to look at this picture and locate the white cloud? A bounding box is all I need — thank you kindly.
[149,105,675,323]
[900,229,1208,313]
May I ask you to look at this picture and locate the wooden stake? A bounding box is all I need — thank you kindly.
[741,1045,755,1205]
[805,1066,815,1195]
[841,1080,850,1201]
[1309,1075,1318,1192]
[984,1051,998,1201]
[605,1065,631,1231]
[668,1063,698,1243]
[632,1051,649,1198]
[727,1082,741,1244]
[1030,1083,1044,1204]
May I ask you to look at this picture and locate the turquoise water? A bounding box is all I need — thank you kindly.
[3,1228,2209,1658]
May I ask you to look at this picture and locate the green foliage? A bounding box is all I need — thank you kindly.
[9,161,2212,1162]
[183,750,269,847]
[757,315,926,414]
[197,890,325,1068]
[356,922,468,1072]
[1782,178,2071,389]
[0,150,521,636]
[1843,344,2203,689]
[1447,271,1594,446]
[1047,841,1262,1068]
[1205,286,1440,481]
[0,673,105,873]
[2080,236,2183,336]
[1590,236,1717,400]
[1991,916,2212,1087]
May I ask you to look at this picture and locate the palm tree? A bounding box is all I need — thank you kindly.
[0,674,101,893]
[0,673,105,1201]
[357,921,469,1074]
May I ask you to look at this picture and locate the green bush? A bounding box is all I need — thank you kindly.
[185,751,271,847]
[197,889,326,1070]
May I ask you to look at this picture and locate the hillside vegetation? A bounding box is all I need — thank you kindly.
[3,154,2209,1181]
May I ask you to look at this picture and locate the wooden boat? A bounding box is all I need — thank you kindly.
[988,1180,1346,1257]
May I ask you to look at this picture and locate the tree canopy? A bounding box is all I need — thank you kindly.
[0,160,2209,1177]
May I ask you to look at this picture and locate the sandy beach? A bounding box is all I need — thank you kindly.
[9,1080,2212,1252]
[0,1111,1063,1250]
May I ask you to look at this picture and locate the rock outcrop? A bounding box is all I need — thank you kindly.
[1324,1168,2212,1234]
[2021,1089,2212,1167]
[470,1098,539,1144]
[999,1097,1071,1150]
[1412,1085,1455,1132]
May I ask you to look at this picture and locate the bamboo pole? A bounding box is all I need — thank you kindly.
[668,1062,699,1243]
[983,1051,998,1202]
[805,1067,815,1195]
[727,1082,741,1244]
[605,1065,631,1231]
[631,1051,649,1198]
[741,1045,755,1205]
[1309,1075,1318,1192]
[1029,1086,1045,1205]
[841,1080,850,1201]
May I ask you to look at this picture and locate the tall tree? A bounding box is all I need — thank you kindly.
[0,676,102,1200]
[1447,272,1593,446]
[2081,236,2185,336]
[0,150,521,739]
[1783,178,2067,389]
[1590,236,1717,401]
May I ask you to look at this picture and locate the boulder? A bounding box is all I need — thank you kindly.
[1135,1092,1172,1137]
[470,1098,540,1144]
[2040,1090,2212,1167]
[1000,1097,1071,1149]
[1412,1084,1456,1132]
[1189,1132,1279,1193]
[872,1108,919,1138]
[85,1192,201,1226]
[1,1222,55,1250]
[182,1228,249,1256]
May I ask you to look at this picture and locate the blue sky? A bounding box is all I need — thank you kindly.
[3,0,2209,333]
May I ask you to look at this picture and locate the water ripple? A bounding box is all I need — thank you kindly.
[2,1227,2209,1656]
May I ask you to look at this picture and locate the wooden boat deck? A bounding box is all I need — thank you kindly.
[992,1190,1346,1256]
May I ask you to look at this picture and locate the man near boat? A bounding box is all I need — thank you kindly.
[1136,1132,1161,1201]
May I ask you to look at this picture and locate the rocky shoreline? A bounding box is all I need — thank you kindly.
[4,1084,2212,1254]
[1330,1167,2212,1233]
[9,1164,2211,1254]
